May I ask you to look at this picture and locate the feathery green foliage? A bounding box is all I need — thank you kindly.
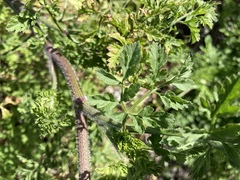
[1,0,240,179]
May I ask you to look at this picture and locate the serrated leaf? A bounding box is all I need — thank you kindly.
[190,149,212,179]
[109,33,126,45]
[87,94,118,112]
[138,106,154,117]
[222,143,240,168]
[210,123,240,142]
[149,42,167,76]
[188,22,200,43]
[107,43,122,69]
[148,134,170,156]
[6,16,30,33]
[160,95,171,108]
[119,42,141,81]
[212,75,240,121]
[152,112,175,128]
[122,83,140,101]
[131,116,145,134]
[159,91,190,110]
[96,69,120,85]
[172,79,194,91]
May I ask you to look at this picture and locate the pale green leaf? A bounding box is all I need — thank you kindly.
[109,33,126,45]
[107,43,122,69]
[119,42,141,81]
[149,42,167,76]
[6,16,30,33]
[96,69,120,85]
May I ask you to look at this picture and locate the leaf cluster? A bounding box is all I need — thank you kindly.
[2,0,240,179]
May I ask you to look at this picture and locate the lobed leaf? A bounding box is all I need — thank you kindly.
[212,75,240,122]
[222,143,240,168]
[210,123,240,142]
[96,69,120,85]
[149,42,167,76]
[119,42,141,81]
[122,83,140,101]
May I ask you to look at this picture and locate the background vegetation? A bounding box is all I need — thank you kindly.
[0,0,239,179]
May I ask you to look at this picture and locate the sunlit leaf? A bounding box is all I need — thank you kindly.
[96,69,120,85]
[119,42,141,81]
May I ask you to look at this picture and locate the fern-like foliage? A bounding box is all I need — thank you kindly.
[31,90,73,138]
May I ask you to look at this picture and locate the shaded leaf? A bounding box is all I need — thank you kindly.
[222,143,240,168]
[131,116,145,134]
[190,149,214,179]
[210,123,240,142]
[122,83,140,101]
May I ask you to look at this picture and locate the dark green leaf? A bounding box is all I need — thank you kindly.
[190,149,212,179]
[148,134,170,156]
[222,143,240,168]
[122,83,140,101]
[131,116,145,134]
[210,123,240,142]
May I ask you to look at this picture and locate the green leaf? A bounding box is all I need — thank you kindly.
[109,33,127,45]
[200,97,211,109]
[149,42,167,76]
[148,134,169,156]
[172,79,194,91]
[6,16,30,33]
[131,115,145,134]
[190,149,213,179]
[138,106,154,117]
[119,42,141,81]
[152,112,175,129]
[87,93,118,112]
[212,75,240,123]
[96,69,120,85]
[122,83,140,101]
[210,123,240,142]
[184,19,200,43]
[222,143,240,168]
[159,91,190,110]
[6,10,38,33]
[107,43,123,69]
[31,90,72,138]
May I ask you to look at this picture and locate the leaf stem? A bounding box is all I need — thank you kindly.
[128,88,157,113]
